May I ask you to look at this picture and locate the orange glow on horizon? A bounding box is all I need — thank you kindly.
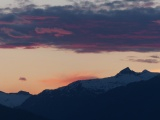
[151,69,160,73]
[41,73,98,89]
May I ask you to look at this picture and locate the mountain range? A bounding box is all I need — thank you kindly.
[19,67,160,120]
[0,104,48,120]
[63,67,158,93]
[0,67,160,120]
[0,91,31,108]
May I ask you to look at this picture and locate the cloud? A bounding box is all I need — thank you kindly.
[22,16,59,20]
[19,77,27,81]
[15,0,32,7]
[0,3,159,52]
[35,27,73,37]
[1,27,32,39]
[69,0,156,11]
[150,55,160,58]
[129,59,159,63]
[127,56,136,58]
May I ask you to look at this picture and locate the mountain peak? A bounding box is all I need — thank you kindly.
[122,67,131,71]
[17,91,31,95]
[117,67,136,75]
[141,69,150,74]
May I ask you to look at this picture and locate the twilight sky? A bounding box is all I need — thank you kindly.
[0,0,160,94]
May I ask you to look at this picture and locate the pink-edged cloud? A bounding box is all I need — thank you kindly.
[35,27,73,37]
[153,20,160,25]
[1,27,32,39]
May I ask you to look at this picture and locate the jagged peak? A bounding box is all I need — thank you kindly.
[141,69,150,74]
[122,67,131,71]
[16,91,31,95]
[117,67,136,75]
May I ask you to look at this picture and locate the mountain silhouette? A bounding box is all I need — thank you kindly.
[0,91,31,108]
[19,68,160,120]
[0,104,48,120]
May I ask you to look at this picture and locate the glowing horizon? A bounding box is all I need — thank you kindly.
[0,0,159,94]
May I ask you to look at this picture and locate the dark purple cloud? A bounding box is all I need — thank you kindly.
[19,77,27,81]
[0,1,160,53]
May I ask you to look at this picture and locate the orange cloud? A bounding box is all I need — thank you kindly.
[41,73,98,88]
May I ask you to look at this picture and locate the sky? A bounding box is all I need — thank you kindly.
[0,0,160,94]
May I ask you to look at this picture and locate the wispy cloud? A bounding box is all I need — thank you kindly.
[15,0,32,7]
[150,55,160,58]
[35,27,73,37]
[129,59,159,63]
